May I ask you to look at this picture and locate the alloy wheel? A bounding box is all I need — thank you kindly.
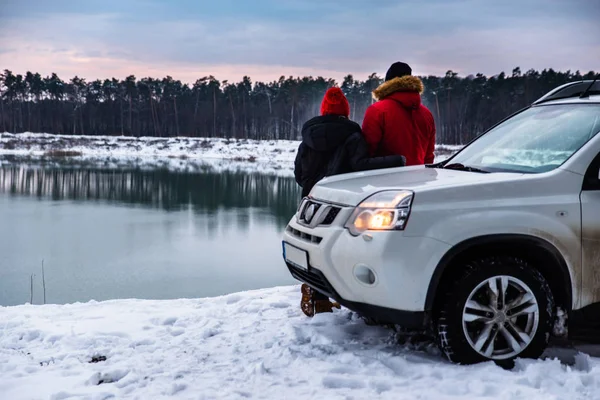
[461,275,539,360]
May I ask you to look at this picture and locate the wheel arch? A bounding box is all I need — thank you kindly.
[425,234,574,314]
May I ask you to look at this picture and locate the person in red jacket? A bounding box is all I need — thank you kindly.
[362,62,436,165]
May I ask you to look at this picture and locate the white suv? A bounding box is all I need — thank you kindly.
[282,80,600,365]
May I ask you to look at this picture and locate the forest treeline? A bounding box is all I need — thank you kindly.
[0,68,597,144]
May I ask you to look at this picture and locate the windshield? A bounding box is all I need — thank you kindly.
[446,104,600,173]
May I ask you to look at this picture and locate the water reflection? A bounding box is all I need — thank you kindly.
[0,158,301,229]
[0,157,302,306]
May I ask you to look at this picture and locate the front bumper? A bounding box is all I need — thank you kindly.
[285,262,427,329]
[282,207,451,328]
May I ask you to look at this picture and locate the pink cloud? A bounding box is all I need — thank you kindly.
[1,8,598,85]
[0,45,368,84]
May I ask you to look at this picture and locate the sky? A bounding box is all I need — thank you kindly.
[0,0,598,84]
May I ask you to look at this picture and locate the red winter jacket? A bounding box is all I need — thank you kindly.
[361,76,436,165]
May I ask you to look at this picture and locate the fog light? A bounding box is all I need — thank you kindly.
[354,264,377,286]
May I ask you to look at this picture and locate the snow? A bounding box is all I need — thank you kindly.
[1,286,599,400]
[0,133,462,176]
[0,132,301,176]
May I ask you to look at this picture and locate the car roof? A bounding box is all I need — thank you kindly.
[534,94,600,106]
[532,79,600,106]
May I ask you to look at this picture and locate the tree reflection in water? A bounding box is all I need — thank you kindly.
[0,157,302,230]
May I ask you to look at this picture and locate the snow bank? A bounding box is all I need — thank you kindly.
[1,286,598,400]
[0,132,301,174]
[0,133,461,175]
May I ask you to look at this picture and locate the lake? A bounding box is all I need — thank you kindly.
[0,157,300,306]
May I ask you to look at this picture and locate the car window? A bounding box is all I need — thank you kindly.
[448,104,600,173]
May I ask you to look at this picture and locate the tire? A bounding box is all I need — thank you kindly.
[435,256,554,366]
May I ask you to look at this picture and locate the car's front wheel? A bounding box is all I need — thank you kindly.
[435,256,554,366]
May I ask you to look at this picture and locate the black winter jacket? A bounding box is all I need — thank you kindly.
[294,115,406,197]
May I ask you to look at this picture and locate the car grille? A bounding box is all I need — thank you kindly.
[286,263,338,299]
[321,207,340,225]
[298,199,342,227]
[285,226,322,244]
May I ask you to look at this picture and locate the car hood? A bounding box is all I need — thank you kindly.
[309,165,523,206]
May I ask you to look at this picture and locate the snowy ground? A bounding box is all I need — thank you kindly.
[0,132,462,176]
[1,286,598,400]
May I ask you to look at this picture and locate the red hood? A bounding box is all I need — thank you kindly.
[386,91,421,109]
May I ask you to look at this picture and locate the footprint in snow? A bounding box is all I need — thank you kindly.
[86,370,130,386]
[50,392,84,400]
[174,371,189,380]
[226,295,242,304]
[162,317,178,326]
[170,328,185,337]
[241,305,262,313]
[269,301,290,309]
[369,380,392,394]
[328,365,355,375]
[45,334,63,344]
[21,330,42,342]
[322,375,366,389]
[167,383,187,395]
[201,327,221,339]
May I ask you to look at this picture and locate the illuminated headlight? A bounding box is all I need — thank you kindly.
[345,190,414,236]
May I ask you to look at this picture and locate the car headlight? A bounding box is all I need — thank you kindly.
[345,190,414,236]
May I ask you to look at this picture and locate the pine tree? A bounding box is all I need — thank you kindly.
[0,68,596,144]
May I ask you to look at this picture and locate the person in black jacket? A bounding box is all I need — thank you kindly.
[294,87,406,198]
[293,87,406,317]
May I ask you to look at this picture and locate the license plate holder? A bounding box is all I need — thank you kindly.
[282,242,309,271]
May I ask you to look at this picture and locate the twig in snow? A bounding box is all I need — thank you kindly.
[30,274,34,304]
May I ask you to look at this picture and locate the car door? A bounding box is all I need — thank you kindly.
[580,151,600,307]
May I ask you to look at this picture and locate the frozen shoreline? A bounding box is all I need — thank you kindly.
[0,132,462,175]
[1,285,598,400]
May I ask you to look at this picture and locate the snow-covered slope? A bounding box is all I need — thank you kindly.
[0,132,461,173]
[1,286,598,400]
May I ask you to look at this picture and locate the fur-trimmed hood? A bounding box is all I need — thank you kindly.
[372,75,424,101]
